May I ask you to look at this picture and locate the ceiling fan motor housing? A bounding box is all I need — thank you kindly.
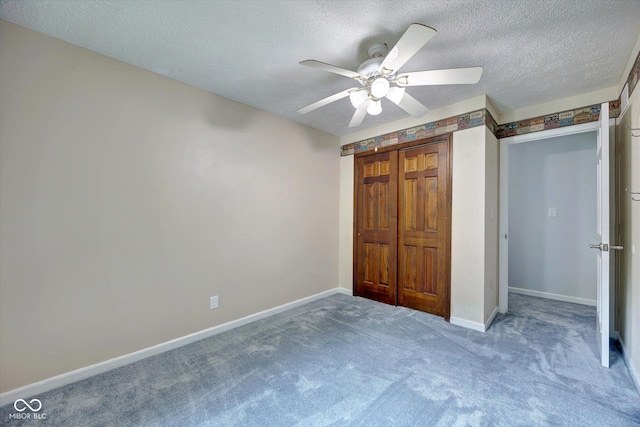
[357,57,384,78]
[356,42,389,78]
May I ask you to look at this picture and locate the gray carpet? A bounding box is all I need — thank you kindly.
[2,292,639,426]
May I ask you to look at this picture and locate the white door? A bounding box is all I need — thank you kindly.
[592,102,611,368]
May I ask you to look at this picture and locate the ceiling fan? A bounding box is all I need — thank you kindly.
[297,23,483,128]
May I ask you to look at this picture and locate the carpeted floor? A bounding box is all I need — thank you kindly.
[2,292,639,426]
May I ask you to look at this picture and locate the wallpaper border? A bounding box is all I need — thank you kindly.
[341,100,617,157]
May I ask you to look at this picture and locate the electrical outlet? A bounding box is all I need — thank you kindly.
[210,295,218,310]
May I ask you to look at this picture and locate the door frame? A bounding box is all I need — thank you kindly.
[353,134,452,319]
[498,120,615,315]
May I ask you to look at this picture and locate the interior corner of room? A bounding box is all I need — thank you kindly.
[1,3,640,415]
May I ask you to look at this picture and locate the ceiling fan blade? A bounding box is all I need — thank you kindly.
[379,24,436,74]
[349,100,370,128]
[300,60,366,80]
[393,92,429,118]
[297,88,354,114]
[396,67,483,86]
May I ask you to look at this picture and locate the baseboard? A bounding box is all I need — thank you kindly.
[618,335,640,394]
[0,287,348,407]
[485,306,499,331]
[509,286,596,306]
[450,305,498,333]
[450,316,486,333]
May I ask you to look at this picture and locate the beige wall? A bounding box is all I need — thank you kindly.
[616,78,640,388]
[0,21,340,392]
[483,128,499,321]
[338,156,354,291]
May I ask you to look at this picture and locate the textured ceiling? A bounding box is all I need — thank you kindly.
[1,0,639,137]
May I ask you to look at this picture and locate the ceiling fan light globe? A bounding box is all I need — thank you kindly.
[386,86,405,105]
[367,100,382,116]
[370,78,390,99]
[349,90,368,108]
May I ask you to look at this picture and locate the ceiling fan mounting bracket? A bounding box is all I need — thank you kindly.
[367,42,388,58]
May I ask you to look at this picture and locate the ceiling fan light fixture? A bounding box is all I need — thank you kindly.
[298,24,481,128]
[367,99,382,116]
[349,90,368,108]
[370,77,390,99]
[386,86,405,105]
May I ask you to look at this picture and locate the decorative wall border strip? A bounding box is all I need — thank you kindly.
[340,108,496,156]
[342,49,637,157]
[342,99,618,157]
[495,100,620,139]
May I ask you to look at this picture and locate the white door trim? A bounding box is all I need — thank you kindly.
[498,121,600,313]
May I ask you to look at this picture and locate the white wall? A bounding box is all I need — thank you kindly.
[0,21,340,392]
[508,133,598,302]
[450,126,490,325]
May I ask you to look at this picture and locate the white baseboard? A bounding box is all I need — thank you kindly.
[451,306,499,333]
[450,317,485,332]
[450,316,485,332]
[485,306,499,331]
[618,335,640,394]
[509,286,596,306]
[0,287,348,407]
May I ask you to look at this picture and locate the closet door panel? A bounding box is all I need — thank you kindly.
[354,151,398,305]
[398,141,451,318]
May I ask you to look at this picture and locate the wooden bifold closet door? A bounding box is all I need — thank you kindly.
[354,150,398,305]
[354,137,451,319]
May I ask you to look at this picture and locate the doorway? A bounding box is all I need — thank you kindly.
[499,121,603,313]
[353,136,452,318]
[507,131,598,305]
